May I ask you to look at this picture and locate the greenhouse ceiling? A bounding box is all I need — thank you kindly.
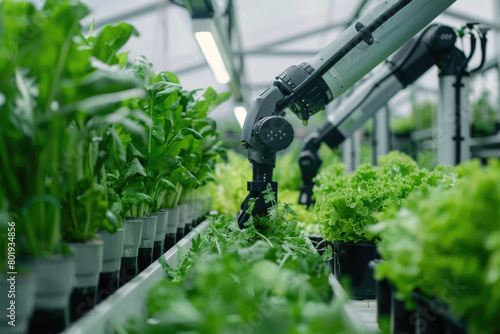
[32,0,500,124]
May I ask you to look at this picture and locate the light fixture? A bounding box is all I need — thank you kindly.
[194,30,231,84]
[185,0,244,101]
[233,105,247,129]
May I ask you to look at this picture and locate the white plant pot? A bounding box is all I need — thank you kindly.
[138,216,157,249]
[184,202,194,230]
[149,212,168,260]
[122,218,143,258]
[31,255,75,310]
[69,239,103,321]
[136,216,157,273]
[177,204,187,239]
[69,240,104,288]
[120,219,143,286]
[28,255,74,332]
[96,229,124,273]
[96,228,124,302]
[0,272,35,334]
[162,207,179,251]
[193,199,203,226]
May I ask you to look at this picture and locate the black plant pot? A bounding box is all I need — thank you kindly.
[120,256,138,286]
[376,279,391,329]
[29,309,68,334]
[185,223,192,234]
[176,227,185,242]
[369,260,391,331]
[333,242,378,299]
[97,271,119,303]
[412,291,467,334]
[152,241,163,261]
[28,256,74,334]
[164,233,177,252]
[391,286,417,334]
[68,241,103,322]
[137,247,153,273]
[70,286,97,321]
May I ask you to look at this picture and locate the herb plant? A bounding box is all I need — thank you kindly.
[124,187,371,334]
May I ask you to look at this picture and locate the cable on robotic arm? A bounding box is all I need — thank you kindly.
[470,26,489,74]
[455,25,478,164]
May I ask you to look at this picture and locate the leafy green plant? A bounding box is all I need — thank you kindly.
[108,56,230,218]
[0,0,148,254]
[314,151,456,243]
[372,159,500,334]
[124,187,371,334]
[60,25,153,243]
[209,150,251,216]
[391,116,415,136]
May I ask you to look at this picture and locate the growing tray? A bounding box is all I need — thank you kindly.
[62,220,211,334]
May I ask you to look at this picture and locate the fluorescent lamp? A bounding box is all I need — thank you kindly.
[233,106,247,129]
[195,31,231,84]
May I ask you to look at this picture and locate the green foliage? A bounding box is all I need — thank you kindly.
[0,0,229,247]
[125,196,370,334]
[210,150,252,216]
[391,116,415,135]
[373,159,500,334]
[314,151,457,243]
[412,100,436,130]
[472,91,499,138]
[0,0,148,249]
[109,56,230,218]
[274,143,303,192]
[416,149,437,170]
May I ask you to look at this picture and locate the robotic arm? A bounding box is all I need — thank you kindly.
[298,24,461,206]
[237,0,457,228]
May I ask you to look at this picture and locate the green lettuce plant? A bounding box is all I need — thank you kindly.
[372,159,500,334]
[314,151,456,243]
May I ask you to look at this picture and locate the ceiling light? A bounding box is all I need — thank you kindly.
[233,105,247,129]
[194,31,231,84]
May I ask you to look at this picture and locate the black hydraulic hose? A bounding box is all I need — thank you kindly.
[470,35,487,74]
[276,0,414,112]
[455,32,476,164]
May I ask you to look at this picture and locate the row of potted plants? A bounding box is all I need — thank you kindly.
[371,159,500,334]
[0,0,228,332]
[313,151,457,299]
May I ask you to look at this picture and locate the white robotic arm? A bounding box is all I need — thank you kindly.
[237,0,457,227]
[298,24,464,206]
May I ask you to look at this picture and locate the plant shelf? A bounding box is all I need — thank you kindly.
[62,220,211,334]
